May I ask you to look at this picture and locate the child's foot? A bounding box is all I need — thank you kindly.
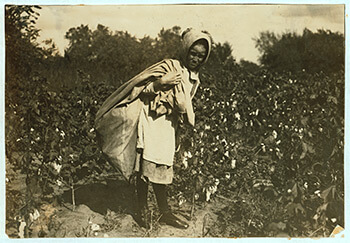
[159,212,189,229]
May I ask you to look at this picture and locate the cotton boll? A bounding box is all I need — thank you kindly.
[231,159,236,169]
[91,223,100,231]
[206,190,211,201]
[33,209,40,220]
[272,130,278,139]
[234,112,241,120]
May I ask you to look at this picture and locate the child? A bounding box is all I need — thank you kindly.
[95,28,212,229]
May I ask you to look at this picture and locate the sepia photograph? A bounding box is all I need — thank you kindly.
[2,1,347,240]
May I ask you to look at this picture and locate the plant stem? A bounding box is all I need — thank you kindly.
[71,179,75,211]
[190,188,196,220]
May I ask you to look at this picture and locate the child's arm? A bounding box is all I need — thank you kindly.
[173,83,187,114]
[142,81,159,95]
[173,79,195,126]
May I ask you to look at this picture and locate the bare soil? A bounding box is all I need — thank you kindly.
[6,173,224,238]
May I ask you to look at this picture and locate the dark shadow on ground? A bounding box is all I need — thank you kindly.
[62,179,137,216]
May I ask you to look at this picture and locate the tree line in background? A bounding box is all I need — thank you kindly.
[5,5,345,237]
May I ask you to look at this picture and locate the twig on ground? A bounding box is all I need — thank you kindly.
[216,194,235,203]
[143,213,162,237]
[309,226,324,237]
[202,213,211,237]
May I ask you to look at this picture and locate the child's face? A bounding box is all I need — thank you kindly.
[186,43,207,71]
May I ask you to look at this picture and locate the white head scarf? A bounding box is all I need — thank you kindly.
[181,28,212,69]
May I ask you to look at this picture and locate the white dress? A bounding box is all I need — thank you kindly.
[136,66,199,184]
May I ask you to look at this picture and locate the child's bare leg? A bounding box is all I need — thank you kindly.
[152,183,189,229]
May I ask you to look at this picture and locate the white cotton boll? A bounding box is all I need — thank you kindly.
[234,112,241,120]
[187,151,193,158]
[232,100,238,108]
[304,182,308,189]
[224,151,229,157]
[91,224,100,231]
[56,180,62,186]
[272,130,278,139]
[214,179,220,186]
[179,198,186,206]
[205,124,211,130]
[52,162,62,173]
[182,158,188,169]
[231,159,236,169]
[33,209,40,220]
[29,213,34,223]
[60,131,65,138]
[206,190,211,201]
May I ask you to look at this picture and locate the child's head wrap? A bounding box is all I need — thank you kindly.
[181,28,212,68]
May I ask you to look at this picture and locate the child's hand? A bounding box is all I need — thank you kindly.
[154,72,182,91]
[174,84,186,113]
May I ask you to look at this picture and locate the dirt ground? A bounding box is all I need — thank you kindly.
[7,175,224,238]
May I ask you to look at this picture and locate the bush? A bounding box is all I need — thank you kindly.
[172,68,344,237]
